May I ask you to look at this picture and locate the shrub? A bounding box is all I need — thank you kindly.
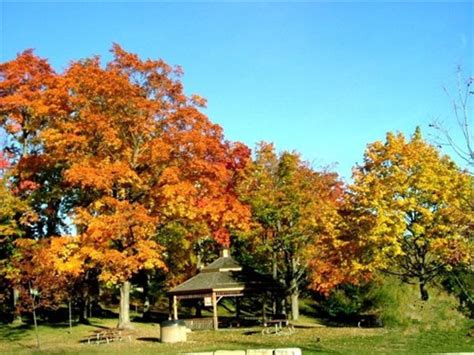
[314,275,467,329]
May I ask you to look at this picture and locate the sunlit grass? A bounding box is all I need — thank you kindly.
[1,316,472,354]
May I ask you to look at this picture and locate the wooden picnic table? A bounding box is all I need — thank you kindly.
[86,328,132,344]
[262,318,295,335]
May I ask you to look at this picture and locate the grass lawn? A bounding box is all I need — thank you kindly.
[0,317,473,354]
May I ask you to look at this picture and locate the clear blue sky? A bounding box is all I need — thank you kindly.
[1,1,472,180]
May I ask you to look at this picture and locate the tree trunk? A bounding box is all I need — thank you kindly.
[143,273,150,315]
[79,295,89,323]
[272,250,278,315]
[68,299,73,333]
[289,256,300,320]
[419,280,429,301]
[88,297,93,318]
[32,307,40,349]
[290,285,299,321]
[81,300,88,323]
[197,252,203,270]
[12,288,22,324]
[236,297,241,319]
[118,281,132,329]
[195,299,202,317]
[30,295,40,349]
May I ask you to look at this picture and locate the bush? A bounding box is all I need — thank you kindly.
[314,276,467,329]
[313,281,383,326]
[441,268,474,318]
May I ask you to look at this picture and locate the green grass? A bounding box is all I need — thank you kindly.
[0,317,473,354]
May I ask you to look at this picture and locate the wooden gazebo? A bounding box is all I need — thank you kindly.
[167,249,281,330]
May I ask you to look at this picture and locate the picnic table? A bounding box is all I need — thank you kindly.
[262,317,295,335]
[86,328,132,344]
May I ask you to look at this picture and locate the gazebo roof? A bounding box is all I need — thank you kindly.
[201,255,241,272]
[168,254,281,297]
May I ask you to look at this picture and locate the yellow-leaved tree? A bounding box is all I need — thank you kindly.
[350,127,472,300]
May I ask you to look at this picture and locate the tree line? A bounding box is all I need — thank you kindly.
[0,46,472,331]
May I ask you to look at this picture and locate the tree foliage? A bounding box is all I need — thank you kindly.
[348,128,472,300]
[0,46,250,326]
[238,142,343,319]
[1,46,472,327]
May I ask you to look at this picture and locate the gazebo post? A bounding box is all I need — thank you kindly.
[212,291,218,330]
[172,295,178,320]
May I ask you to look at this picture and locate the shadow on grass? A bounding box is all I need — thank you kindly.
[243,330,260,335]
[84,322,113,330]
[136,337,160,342]
[136,310,170,323]
[0,323,42,352]
[0,323,32,342]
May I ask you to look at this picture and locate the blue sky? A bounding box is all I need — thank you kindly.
[1,1,472,180]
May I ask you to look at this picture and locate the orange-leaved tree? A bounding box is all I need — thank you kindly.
[9,238,73,348]
[0,49,74,242]
[307,194,376,296]
[0,49,81,324]
[42,45,250,327]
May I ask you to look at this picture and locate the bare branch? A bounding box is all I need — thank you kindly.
[431,68,473,171]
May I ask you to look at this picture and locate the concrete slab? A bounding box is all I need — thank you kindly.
[246,349,273,355]
[274,349,302,355]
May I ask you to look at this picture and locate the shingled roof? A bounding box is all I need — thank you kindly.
[168,253,281,296]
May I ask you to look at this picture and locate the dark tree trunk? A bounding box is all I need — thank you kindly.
[419,281,429,301]
[143,277,149,314]
[195,299,202,317]
[68,299,73,333]
[88,297,93,318]
[236,297,241,319]
[79,296,89,323]
[272,249,278,315]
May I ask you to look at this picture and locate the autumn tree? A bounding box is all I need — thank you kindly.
[0,149,39,322]
[0,49,56,158]
[0,45,250,328]
[41,45,249,327]
[45,236,85,332]
[0,177,37,322]
[0,49,70,239]
[0,50,80,325]
[238,143,342,320]
[8,237,82,347]
[348,128,472,300]
[307,196,375,296]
